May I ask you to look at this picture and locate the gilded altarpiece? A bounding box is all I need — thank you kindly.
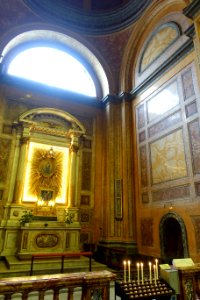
[1,107,88,257]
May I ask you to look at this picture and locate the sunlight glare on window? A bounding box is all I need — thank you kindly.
[7,47,96,97]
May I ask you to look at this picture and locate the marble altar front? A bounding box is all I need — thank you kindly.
[18,220,80,259]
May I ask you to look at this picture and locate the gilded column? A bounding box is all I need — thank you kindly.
[13,134,29,204]
[68,131,80,207]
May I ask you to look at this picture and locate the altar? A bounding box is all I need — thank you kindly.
[18,220,80,260]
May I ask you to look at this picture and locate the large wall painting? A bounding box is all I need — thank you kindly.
[150,129,187,184]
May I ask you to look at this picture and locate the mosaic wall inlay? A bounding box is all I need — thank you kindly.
[188,119,200,175]
[181,68,195,100]
[150,129,187,184]
[148,111,181,138]
[141,218,153,247]
[152,185,190,202]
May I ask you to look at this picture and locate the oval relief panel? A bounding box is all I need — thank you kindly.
[36,233,59,248]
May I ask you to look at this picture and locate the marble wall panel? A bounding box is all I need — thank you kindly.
[0,138,12,183]
[139,146,148,187]
[137,104,145,129]
[139,130,146,143]
[2,124,13,134]
[148,110,181,138]
[185,101,197,118]
[191,216,200,252]
[150,129,187,184]
[181,67,195,101]
[142,193,149,204]
[195,182,200,196]
[80,195,90,206]
[140,23,179,72]
[152,185,190,202]
[188,120,200,175]
[141,218,153,247]
[147,80,179,123]
[81,151,92,191]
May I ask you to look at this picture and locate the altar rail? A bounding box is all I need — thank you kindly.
[30,251,93,275]
[0,270,116,300]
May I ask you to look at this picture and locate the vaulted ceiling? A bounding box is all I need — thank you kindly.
[23,0,152,35]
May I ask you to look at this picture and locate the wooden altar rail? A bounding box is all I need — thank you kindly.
[30,251,93,275]
[0,270,116,300]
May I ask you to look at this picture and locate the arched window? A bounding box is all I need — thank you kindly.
[0,30,109,99]
[7,46,96,97]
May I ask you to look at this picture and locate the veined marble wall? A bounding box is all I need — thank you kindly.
[135,60,200,256]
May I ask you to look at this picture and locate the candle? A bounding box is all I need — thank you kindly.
[153,265,157,286]
[123,260,127,282]
[141,263,144,284]
[149,262,152,283]
[128,260,131,281]
[137,263,140,284]
[155,259,158,279]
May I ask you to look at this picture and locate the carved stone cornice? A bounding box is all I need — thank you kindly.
[102,94,122,106]
[118,92,132,102]
[183,0,200,19]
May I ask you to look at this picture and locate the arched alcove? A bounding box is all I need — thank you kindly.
[160,212,189,264]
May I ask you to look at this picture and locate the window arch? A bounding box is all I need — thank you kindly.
[7,46,96,97]
[0,30,109,99]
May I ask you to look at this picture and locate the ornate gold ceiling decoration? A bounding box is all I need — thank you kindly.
[23,0,152,35]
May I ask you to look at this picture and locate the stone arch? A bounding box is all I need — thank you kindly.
[120,1,190,92]
[0,28,110,98]
[159,212,189,264]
